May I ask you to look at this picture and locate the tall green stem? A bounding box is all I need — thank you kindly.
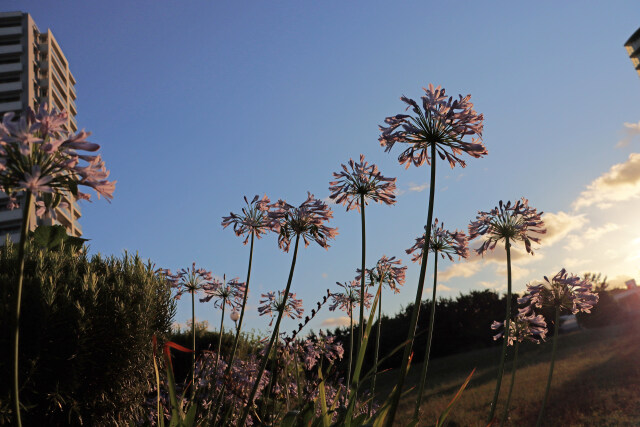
[488,238,512,422]
[536,306,560,427]
[500,340,520,427]
[369,279,383,416]
[414,250,439,419]
[13,190,32,427]
[238,234,300,426]
[212,233,255,414]
[191,288,196,399]
[213,300,226,379]
[347,308,354,393]
[384,142,437,427]
[359,194,366,351]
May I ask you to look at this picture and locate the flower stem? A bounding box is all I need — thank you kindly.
[13,190,32,427]
[359,193,366,350]
[238,234,300,426]
[213,300,226,380]
[384,142,437,427]
[500,340,520,427]
[369,278,383,416]
[347,308,354,393]
[212,233,255,413]
[488,238,512,422]
[191,288,196,399]
[414,249,438,420]
[536,306,560,427]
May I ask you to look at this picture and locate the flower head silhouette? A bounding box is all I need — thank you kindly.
[379,84,486,169]
[329,154,396,211]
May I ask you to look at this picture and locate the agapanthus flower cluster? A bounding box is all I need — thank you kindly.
[469,198,546,255]
[165,263,213,300]
[491,305,548,346]
[200,276,246,309]
[221,194,275,244]
[303,331,345,370]
[329,154,396,211]
[0,105,115,215]
[258,290,304,326]
[269,192,338,251]
[519,269,599,314]
[379,84,486,169]
[357,255,406,294]
[329,280,373,315]
[406,219,469,263]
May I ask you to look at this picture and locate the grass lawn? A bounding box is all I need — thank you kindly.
[374,320,640,426]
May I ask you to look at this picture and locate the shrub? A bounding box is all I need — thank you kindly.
[0,241,175,425]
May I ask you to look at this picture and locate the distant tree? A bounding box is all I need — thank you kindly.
[576,272,620,328]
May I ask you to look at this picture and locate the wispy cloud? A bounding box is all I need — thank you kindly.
[321,316,350,327]
[573,153,640,210]
[408,182,430,193]
[537,211,588,246]
[616,120,640,148]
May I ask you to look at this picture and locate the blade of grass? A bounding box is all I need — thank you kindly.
[435,368,476,427]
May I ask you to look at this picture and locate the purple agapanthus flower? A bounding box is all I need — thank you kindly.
[468,198,546,256]
[200,276,246,310]
[0,105,116,214]
[303,330,344,370]
[165,262,213,300]
[221,194,276,245]
[329,280,372,315]
[269,192,338,252]
[518,269,599,315]
[379,84,486,169]
[258,290,304,326]
[406,219,469,263]
[329,154,396,212]
[357,255,406,294]
[491,305,548,346]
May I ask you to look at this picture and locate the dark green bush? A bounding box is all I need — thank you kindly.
[0,241,176,425]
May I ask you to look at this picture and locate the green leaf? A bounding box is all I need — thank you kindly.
[344,280,383,424]
[29,224,89,252]
[280,411,300,427]
[435,368,476,427]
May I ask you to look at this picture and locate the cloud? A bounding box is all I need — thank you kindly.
[321,316,350,327]
[438,244,542,283]
[539,211,588,246]
[407,182,430,193]
[439,262,483,282]
[573,153,640,210]
[495,264,531,281]
[562,257,592,269]
[563,223,619,250]
[424,284,454,294]
[616,121,640,148]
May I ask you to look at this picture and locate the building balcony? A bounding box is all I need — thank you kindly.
[0,81,21,92]
[69,83,76,99]
[0,44,22,55]
[0,26,22,37]
[0,62,21,74]
[0,100,22,112]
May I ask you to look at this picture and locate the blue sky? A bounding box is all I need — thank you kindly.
[9,1,640,334]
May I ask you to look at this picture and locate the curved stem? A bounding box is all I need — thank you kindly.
[359,194,366,351]
[500,340,520,427]
[13,190,33,427]
[369,281,383,416]
[488,238,512,422]
[536,306,560,427]
[212,233,255,415]
[238,234,300,426]
[414,250,438,419]
[384,142,437,427]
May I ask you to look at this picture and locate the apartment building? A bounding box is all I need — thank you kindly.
[625,27,640,78]
[0,11,82,242]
